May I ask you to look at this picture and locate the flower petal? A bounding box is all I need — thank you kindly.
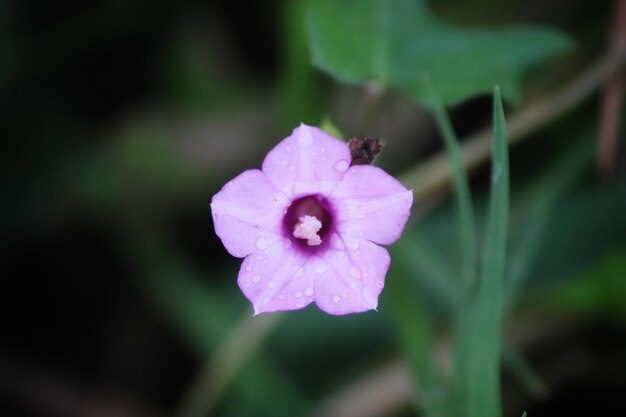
[238,241,314,314]
[211,169,290,258]
[312,232,391,315]
[331,165,413,245]
[262,124,352,196]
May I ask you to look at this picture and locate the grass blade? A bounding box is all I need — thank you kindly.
[463,86,509,417]
[424,76,477,284]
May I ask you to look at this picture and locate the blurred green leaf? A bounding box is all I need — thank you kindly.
[542,249,626,321]
[505,137,590,309]
[395,233,461,310]
[459,87,508,417]
[388,240,447,416]
[320,116,344,139]
[307,0,571,106]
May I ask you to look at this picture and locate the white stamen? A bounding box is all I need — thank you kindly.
[293,215,322,246]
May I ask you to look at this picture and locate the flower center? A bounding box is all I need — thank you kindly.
[293,215,322,246]
[284,195,333,251]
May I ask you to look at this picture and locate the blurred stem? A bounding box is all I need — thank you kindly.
[278,0,323,126]
[423,75,477,285]
[401,46,626,218]
[174,313,281,417]
[597,0,626,176]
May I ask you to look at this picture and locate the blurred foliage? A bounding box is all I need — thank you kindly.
[308,0,572,106]
[2,1,625,417]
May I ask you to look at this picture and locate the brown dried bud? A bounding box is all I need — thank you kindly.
[348,136,383,165]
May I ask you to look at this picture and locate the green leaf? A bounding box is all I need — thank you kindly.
[307,0,571,106]
[387,241,447,416]
[459,87,509,417]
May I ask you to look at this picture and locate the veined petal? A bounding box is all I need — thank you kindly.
[313,233,391,315]
[211,169,290,258]
[331,165,413,245]
[262,124,352,196]
[238,241,314,314]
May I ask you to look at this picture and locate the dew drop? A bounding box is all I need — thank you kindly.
[315,264,330,274]
[305,287,314,297]
[285,146,291,152]
[268,280,276,289]
[255,238,268,250]
[295,267,305,278]
[288,165,295,172]
[278,294,285,300]
[294,291,303,298]
[262,297,270,306]
[283,239,292,249]
[332,295,340,303]
[334,160,349,172]
[352,243,360,250]
[245,265,253,272]
[252,274,261,284]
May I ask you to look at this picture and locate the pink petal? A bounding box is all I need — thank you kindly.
[211,169,290,258]
[238,241,314,315]
[330,165,413,245]
[312,233,391,315]
[262,124,352,196]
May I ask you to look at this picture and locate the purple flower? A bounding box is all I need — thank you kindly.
[210,124,413,315]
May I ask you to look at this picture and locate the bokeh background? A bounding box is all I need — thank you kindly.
[2,0,625,416]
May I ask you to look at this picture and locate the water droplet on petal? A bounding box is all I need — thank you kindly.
[283,239,292,249]
[305,287,314,297]
[285,146,291,152]
[256,238,268,250]
[332,295,340,303]
[256,254,263,261]
[245,265,253,272]
[294,291,303,298]
[278,294,285,300]
[252,274,261,284]
[262,297,270,306]
[295,267,305,278]
[334,160,349,172]
[352,243,360,250]
[315,264,330,274]
[288,165,295,172]
[268,280,276,288]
